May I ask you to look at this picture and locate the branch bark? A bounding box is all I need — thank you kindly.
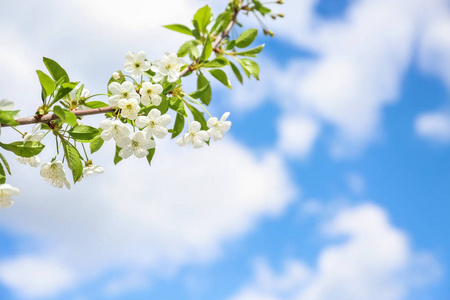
[2,6,240,128]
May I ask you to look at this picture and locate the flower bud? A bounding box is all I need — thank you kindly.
[277,0,284,4]
[263,29,275,37]
[277,13,285,18]
[112,72,121,80]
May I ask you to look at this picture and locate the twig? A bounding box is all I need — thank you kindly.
[2,6,240,127]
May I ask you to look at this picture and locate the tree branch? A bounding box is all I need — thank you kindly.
[2,6,240,128]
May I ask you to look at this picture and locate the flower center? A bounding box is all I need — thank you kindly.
[126,104,133,109]
[122,92,129,98]
[150,120,156,128]
[146,88,152,95]
[135,62,141,68]
[132,141,139,147]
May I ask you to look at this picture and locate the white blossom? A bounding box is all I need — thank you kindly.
[207,112,232,141]
[0,99,15,111]
[116,131,155,159]
[83,165,104,177]
[151,52,185,82]
[70,86,91,110]
[112,72,121,80]
[135,109,171,139]
[40,161,71,189]
[176,121,210,148]
[124,51,151,78]
[108,81,139,106]
[118,98,140,120]
[16,155,40,168]
[0,184,19,209]
[23,124,45,142]
[139,82,163,106]
[99,120,131,141]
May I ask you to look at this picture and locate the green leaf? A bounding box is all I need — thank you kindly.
[84,101,109,108]
[0,163,5,184]
[54,82,78,102]
[199,36,213,62]
[164,24,194,36]
[68,125,100,142]
[146,148,156,166]
[208,69,232,89]
[89,134,104,154]
[191,27,201,40]
[36,70,56,98]
[156,96,169,114]
[163,81,179,94]
[168,97,187,116]
[40,123,51,130]
[189,84,209,99]
[211,11,233,33]
[114,145,123,165]
[0,111,18,126]
[202,57,229,68]
[236,29,258,48]
[253,0,271,15]
[234,44,265,57]
[238,58,260,80]
[171,113,185,139]
[0,141,45,158]
[178,40,199,58]
[0,152,11,175]
[75,84,84,99]
[53,106,77,126]
[229,61,243,84]
[43,57,69,83]
[226,40,236,50]
[193,5,212,33]
[186,103,207,130]
[62,141,83,183]
[197,73,212,105]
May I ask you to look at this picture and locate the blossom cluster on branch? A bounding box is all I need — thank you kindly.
[0,0,284,208]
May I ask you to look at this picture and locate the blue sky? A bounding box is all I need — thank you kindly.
[0,0,449,299]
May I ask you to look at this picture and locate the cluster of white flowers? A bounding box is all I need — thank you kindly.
[177,112,232,148]
[83,164,104,177]
[107,51,184,121]
[77,164,104,182]
[108,81,139,108]
[16,156,40,167]
[0,184,19,209]
[100,109,172,159]
[0,50,233,210]
[40,161,71,189]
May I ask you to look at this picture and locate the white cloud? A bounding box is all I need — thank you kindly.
[415,111,450,143]
[227,203,441,300]
[231,0,450,157]
[0,137,296,298]
[418,0,450,88]
[0,256,75,298]
[277,114,320,159]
